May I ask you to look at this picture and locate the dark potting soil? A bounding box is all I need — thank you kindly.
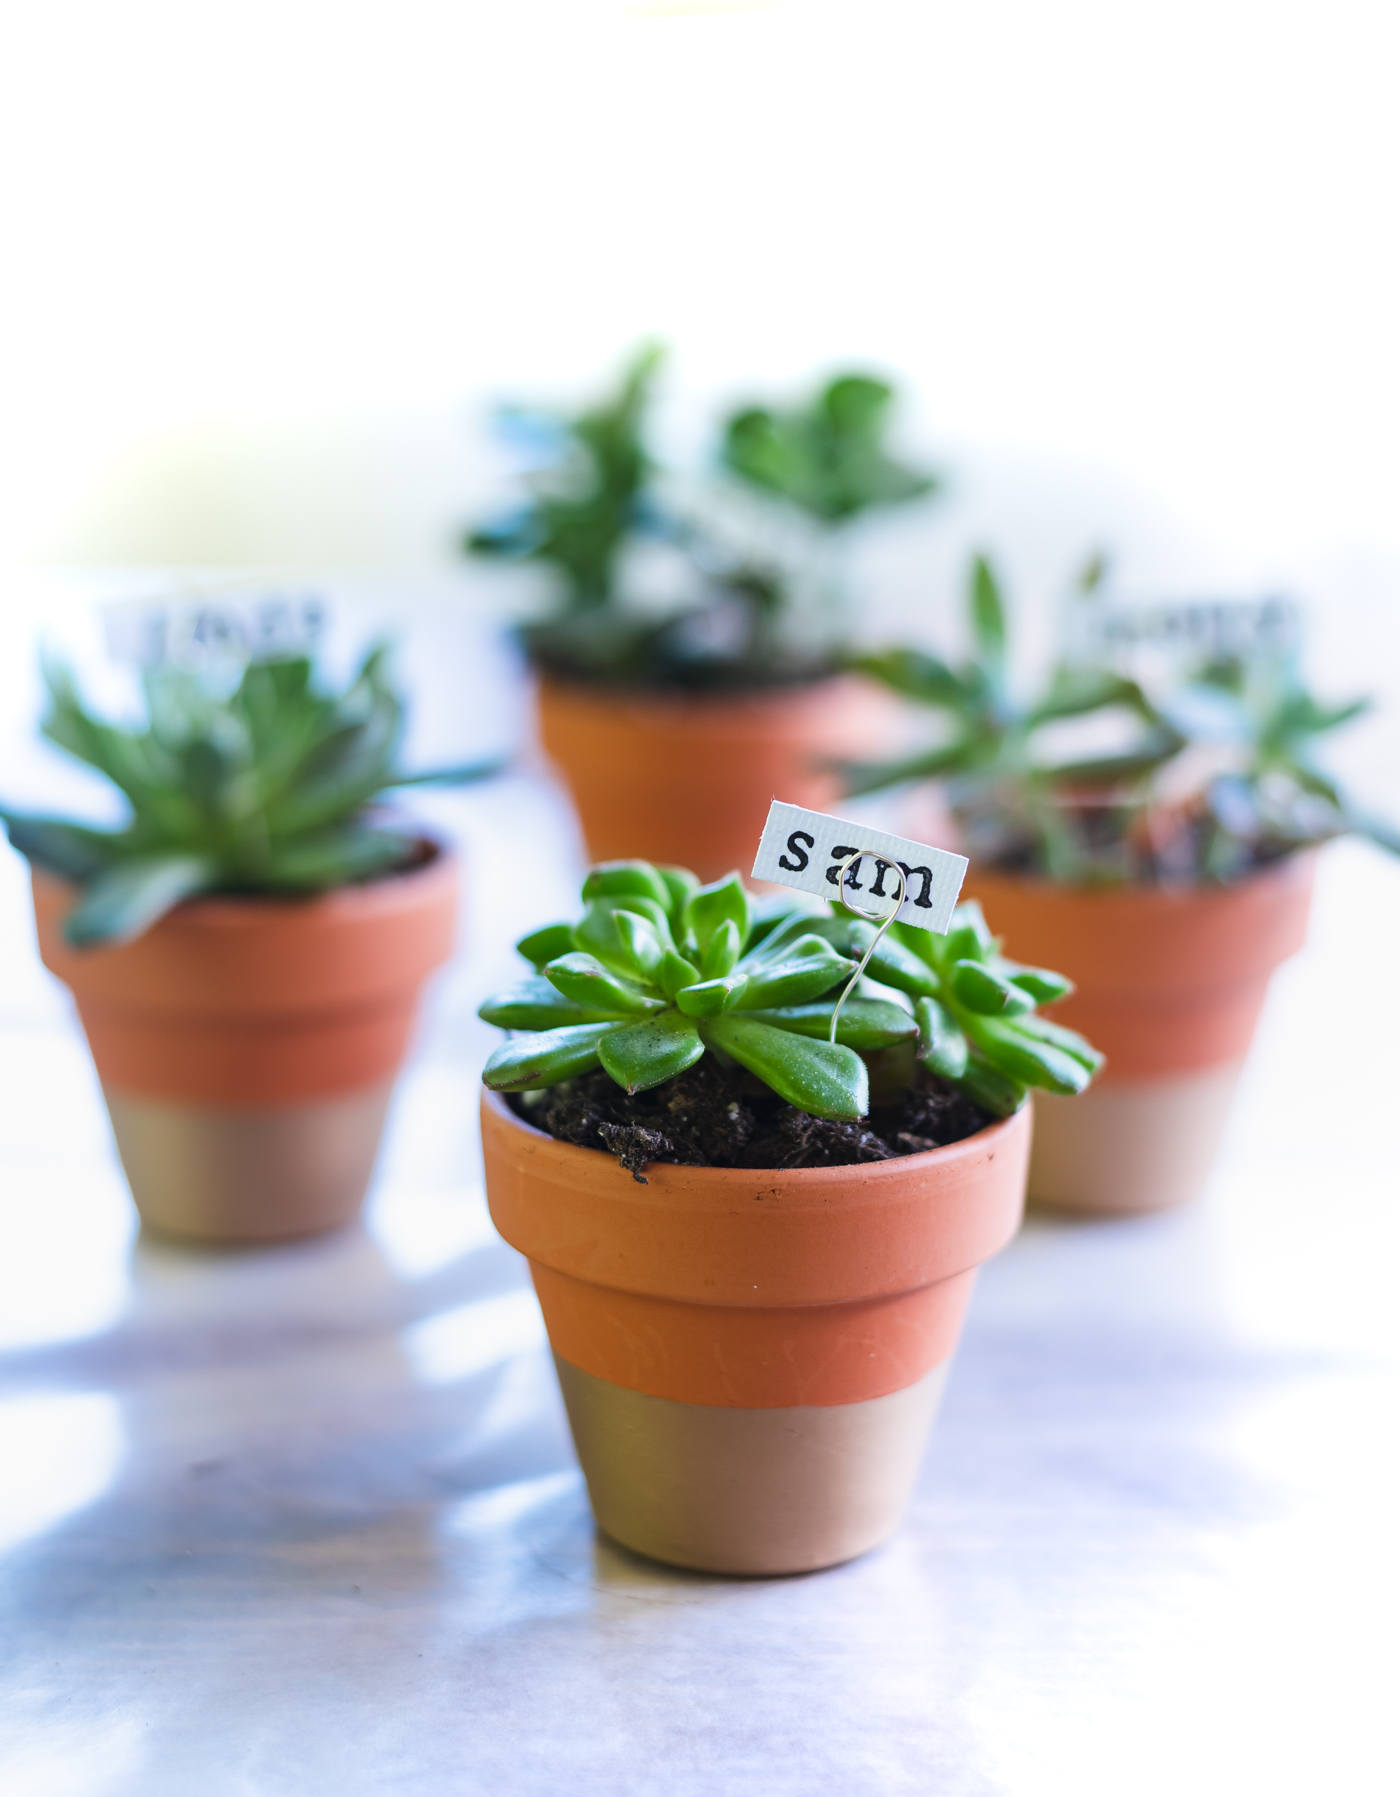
[510,1058,996,1182]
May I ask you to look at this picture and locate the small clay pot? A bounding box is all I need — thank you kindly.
[966,853,1315,1215]
[32,847,458,1245]
[535,673,894,883]
[480,1088,1030,1576]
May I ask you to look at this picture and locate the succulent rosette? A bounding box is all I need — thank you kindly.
[480,859,1102,1121]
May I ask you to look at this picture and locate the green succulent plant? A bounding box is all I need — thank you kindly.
[721,372,937,524]
[479,859,1101,1123]
[465,341,664,615]
[464,354,938,689]
[1,647,499,947]
[844,554,1397,884]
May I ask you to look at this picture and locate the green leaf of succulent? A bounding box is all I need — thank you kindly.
[656,865,700,924]
[477,976,615,1030]
[63,854,216,948]
[914,995,970,1080]
[572,900,670,972]
[734,935,853,1008]
[655,948,702,1001]
[598,1011,705,1093]
[701,1016,869,1121]
[953,1052,1027,1118]
[0,813,119,884]
[516,922,577,969]
[1012,1011,1105,1074]
[845,921,941,998]
[482,1022,620,1092]
[262,825,415,888]
[614,908,665,978]
[673,972,749,1018]
[949,960,1036,1016]
[582,860,673,910]
[684,873,751,958]
[961,1015,1092,1095]
[970,555,1007,673]
[1002,963,1074,1005]
[700,917,742,979]
[543,952,664,1017]
[941,901,995,963]
[740,998,917,1050]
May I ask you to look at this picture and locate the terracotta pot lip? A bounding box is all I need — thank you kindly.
[535,670,858,711]
[480,1083,1025,1188]
[31,833,455,929]
[968,847,1315,905]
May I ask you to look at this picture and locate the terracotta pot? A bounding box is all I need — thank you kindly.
[966,854,1315,1215]
[535,673,894,883]
[33,847,458,1244]
[480,1088,1030,1575]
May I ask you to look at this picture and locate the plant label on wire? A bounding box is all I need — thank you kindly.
[751,799,968,935]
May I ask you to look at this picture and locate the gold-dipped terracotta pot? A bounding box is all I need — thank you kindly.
[32,846,457,1245]
[480,1088,1031,1576]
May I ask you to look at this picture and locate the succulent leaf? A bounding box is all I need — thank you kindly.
[739,997,917,1050]
[543,952,665,1017]
[482,1023,619,1091]
[684,873,751,958]
[477,977,613,1030]
[961,1015,1092,1095]
[949,960,1037,1016]
[673,972,749,1018]
[955,1051,1028,1118]
[598,1011,705,1093]
[516,922,576,969]
[700,918,742,979]
[914,995,970,1080]
[582,861,673,910]
[700,1016,869,1121]
[735,935,853,1008]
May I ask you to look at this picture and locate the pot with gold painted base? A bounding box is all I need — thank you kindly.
[968,853,1315,1216]
[480,1088,1030,1576]
[32,848,457,1245]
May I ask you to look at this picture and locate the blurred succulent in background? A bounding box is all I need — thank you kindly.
[721,372,936,525]
[1,649,499,947]
[479,858,1099,1129]
[466,341,664,618]
[845,554,1398,885]
[463,351,938,689]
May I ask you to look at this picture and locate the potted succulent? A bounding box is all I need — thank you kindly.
[844,557,1398,1214]
[477,856,1099,1575]
[465,346,936,879]
[2,646,496,1245]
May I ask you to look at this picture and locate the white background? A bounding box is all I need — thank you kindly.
[3,0,1398,599]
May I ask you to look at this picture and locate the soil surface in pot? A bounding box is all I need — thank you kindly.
[510,1060,994,1181]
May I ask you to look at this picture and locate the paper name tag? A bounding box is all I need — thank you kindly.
[751,800,968,935]
[103,587,328,670]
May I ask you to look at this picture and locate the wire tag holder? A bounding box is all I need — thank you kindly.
[827,851,908,1046]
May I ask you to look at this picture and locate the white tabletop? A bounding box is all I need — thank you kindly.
[1,589,1397,1797]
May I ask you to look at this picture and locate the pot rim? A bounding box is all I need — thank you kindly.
[31,831,454,931]
[534,669,867,713]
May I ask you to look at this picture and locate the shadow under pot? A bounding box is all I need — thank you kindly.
[32,845,457,1245]
[966,852,1315,1216]
[480,1088,1030,1577]
[535,673,895,885]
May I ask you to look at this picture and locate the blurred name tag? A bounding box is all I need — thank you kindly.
[103,587,328,669]
[751,800,967,935]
